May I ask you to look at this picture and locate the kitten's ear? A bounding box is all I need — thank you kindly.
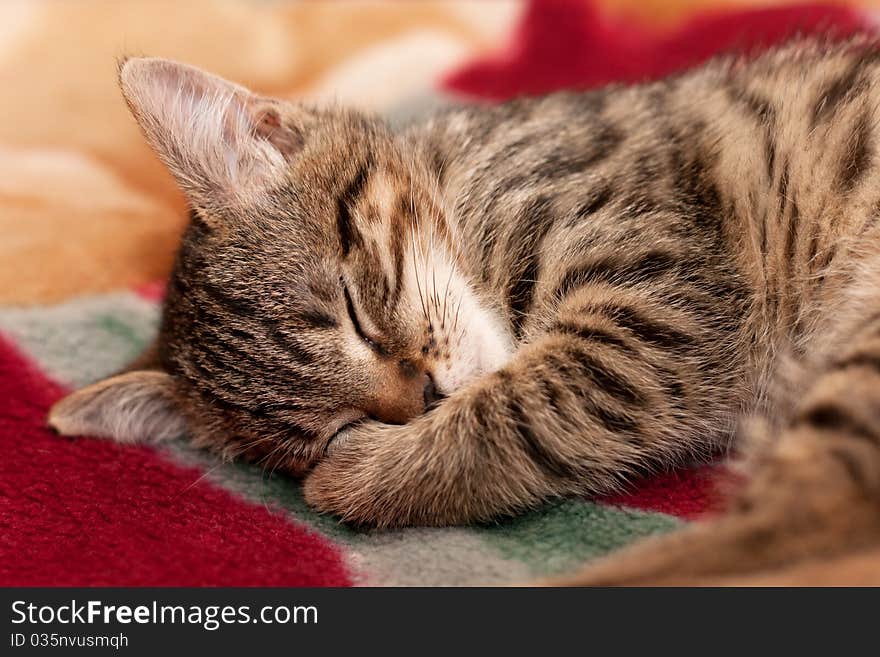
[48,371,186,444]
[118,57,303,207]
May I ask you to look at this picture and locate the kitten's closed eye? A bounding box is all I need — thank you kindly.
[342,282,385,355]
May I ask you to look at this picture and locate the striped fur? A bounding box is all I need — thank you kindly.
[51,40,880,578]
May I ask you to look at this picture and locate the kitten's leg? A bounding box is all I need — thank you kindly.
[304,288,739,527]
[547,280,880,585]
[545,430,880,585]
[701,548,880,586]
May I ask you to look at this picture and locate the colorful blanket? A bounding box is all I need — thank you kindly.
[2,0,878,586]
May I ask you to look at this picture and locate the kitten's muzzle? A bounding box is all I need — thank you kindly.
[365,361,444,424]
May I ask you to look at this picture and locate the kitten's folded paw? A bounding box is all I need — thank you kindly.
[303,423,392,526]
[302,460,358,519]
[304,419,450,527]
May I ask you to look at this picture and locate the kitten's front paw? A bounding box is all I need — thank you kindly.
[302,458,362,521]
[303,422,394,526]
[305,412,479,528]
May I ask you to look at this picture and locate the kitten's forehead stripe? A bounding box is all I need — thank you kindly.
[336,162,371,257]
[387,204,407,313]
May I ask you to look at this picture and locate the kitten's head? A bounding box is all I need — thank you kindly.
[49,58,511,473]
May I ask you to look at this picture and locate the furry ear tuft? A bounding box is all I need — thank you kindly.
[118,57,301,206]
[48,371,186,444]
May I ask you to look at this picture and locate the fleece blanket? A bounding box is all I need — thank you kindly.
[2,0,878,586]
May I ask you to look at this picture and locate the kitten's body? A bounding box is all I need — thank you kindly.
[51,39,880,583]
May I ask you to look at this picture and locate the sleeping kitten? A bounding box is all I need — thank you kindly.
[50,38,880,583]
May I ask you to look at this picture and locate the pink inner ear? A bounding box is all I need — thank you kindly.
[120,58,297,198]
[252,105,303,160]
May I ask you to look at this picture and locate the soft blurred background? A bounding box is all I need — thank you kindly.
[3,0,878,306]
[5,1,880,587]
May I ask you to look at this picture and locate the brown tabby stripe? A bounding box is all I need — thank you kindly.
[828,445,870,490]
[506,392,583,480]
[859,203,880,237]
[811,52,877,128]
[782,196,800,277]
[583,397,639,434]
[553,318,687,410]
[499,133,620,196]
[549,320,637,354]
[777,158,790,219]
[193,355,289,414]
[343,285,382,355]
[593,303,697,352]
[543,122,624,178]
[385,200,407,311]
[296,308,339,329]
[337,164,371,256]
[506,195,557,338]
[757,202,769,263]
[190,319,315,391]
[666,136,726,232]
[654,363,688,407]
[198,281,257,317]
[839,108,873,192]
[199,383,318,439]
[776,190,799,318]
[834,351,880,373]
[185,331,325,436]
[195,283,316,366]
[553,251,679,300]
[537,365,638,435]
[799,403,880,444]
[568,184,614,225]
[212,333,320,391]
[727,83,777,181]
[184,352,285,418]
[473,137,540,267]
[562,344,644,406]
[254,323,315,367]
[475,123,622,275]
[536,371,564,412]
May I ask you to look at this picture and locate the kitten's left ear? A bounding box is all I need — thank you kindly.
[48,371,187,444]
[118,57,305,208]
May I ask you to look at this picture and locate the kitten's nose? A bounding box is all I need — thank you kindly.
[365,367,442,424]
[423,375,446,411]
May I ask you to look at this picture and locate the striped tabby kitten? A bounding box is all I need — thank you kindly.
[51,39,880,583]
